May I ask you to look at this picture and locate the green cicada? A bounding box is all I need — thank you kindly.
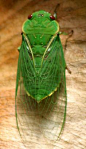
[15,10,67,145]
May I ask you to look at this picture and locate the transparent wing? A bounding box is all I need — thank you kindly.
[15,35,67,148]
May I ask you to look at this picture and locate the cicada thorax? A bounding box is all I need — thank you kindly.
[26,33,50,63]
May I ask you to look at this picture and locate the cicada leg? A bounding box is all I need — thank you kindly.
[64,30,74,53]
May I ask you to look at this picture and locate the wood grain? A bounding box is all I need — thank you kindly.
[0,0,86,148]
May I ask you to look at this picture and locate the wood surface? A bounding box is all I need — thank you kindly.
[0,0,86,149]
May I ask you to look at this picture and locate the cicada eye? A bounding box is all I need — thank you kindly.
[50,15,55,20]
[28,14,32,19]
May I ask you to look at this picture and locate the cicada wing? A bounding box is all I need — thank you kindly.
[15,35,67,148]
[15,35,41,147]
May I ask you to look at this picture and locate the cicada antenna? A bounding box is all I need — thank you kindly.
[53,3,60,19]
[49,3,60,20]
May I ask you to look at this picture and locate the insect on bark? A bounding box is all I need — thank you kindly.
[15,10,67,145]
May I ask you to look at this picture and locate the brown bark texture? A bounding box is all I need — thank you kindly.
[0,0,86,149]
